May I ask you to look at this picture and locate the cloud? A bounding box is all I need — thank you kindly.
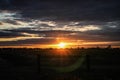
[1,0,120,21]
[61,25,101,32]
[0,11,21,20]
[0,21,32,30]
[0,38,56,46]
[1,20,119,40]
[23,0,119,21]
[0,0,120,47]
[0,29,44,38]
[0,11,33,30]
[0,30,23,38]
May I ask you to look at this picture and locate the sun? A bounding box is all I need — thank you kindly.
[58,42,66,48]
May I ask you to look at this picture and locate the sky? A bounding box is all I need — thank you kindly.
[0,0,120,48]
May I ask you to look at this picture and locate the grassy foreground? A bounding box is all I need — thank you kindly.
[0,48,120,80]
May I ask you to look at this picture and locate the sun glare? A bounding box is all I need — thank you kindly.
[58,42,66,48]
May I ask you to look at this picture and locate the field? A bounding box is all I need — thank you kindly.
[0,48,120,80]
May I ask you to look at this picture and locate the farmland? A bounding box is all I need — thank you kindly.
[0,48,120,80]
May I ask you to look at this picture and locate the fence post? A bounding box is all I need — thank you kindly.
[37,54,40,74]
[86,54,90,72]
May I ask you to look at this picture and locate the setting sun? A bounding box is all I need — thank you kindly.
[58,42,66,48]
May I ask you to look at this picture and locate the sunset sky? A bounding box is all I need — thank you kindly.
[0,0,120,48]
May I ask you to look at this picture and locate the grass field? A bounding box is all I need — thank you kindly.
[0,48,120,80]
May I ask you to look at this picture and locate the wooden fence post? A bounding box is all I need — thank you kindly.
[37,54,40,74]
[86,54,90,71]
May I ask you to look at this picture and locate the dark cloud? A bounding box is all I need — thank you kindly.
[3,19,21,25]
[0,0,120,21]
[0,30,24,38]
[5,25,120,42]
[0,29,120,46]
[0,38,56,46]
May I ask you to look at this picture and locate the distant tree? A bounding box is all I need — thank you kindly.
[81,47,84,49]
[96,46,100,49]
[107,45,112,49]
